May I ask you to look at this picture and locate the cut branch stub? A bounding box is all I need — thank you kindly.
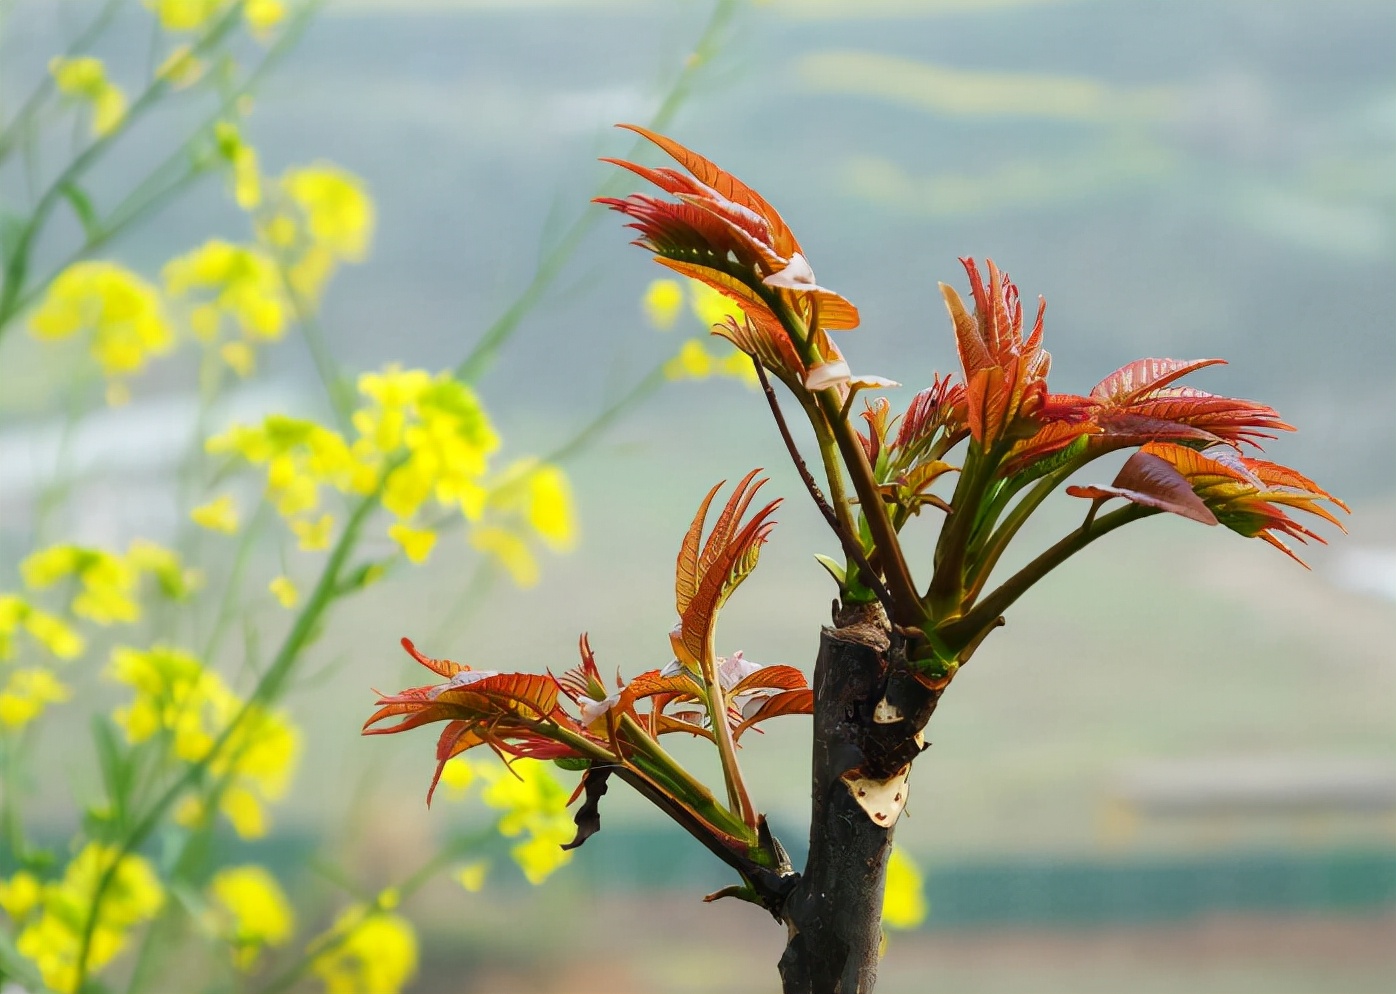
[841,762,911,828]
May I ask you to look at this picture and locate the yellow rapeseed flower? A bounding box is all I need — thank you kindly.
[689,278,746,329]
[268,575,298,608]
[282,164,374,262]
[436,756,475,799]
[213,122,262,210]
[387,524,436,564]
[164,240,285,340]
[29,262,174,383]
[108,646,299,837]
[480,760,574,884]
[642,277,684,329]
[291,513,334,551]
[21,544,143,625]
[206,865,293,965]
[310,908,417,994]
[376,376,498,520]
[207,866,294,969]
[218,784,268,839]
[0,594,85,662]
[191,495,240,534]
[14,843,162,993]
[0,668,71,728]
[485,460,576,546]
[207,416,358,520]
[126,539,199,600]
[523,464,575,552]
[0,870,41,919]
[664,338,712,381]
[49,57,126,136]
[455,861,489,893]
[664,338,757,388]
[881,845,927,930]
[244,0,285,38]
[147,0,224,32]
[470,526,538,588]
[220,340,256,376]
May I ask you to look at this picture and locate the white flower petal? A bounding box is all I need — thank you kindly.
[804,360,851,391]
[428,669,500,698]
[763,252,823,291]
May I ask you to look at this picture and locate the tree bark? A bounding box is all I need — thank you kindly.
[777,606,941,993]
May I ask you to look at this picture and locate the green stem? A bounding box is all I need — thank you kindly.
[926,442,997,616]
[0,0,317,337]
[941,503,1155,650]
[0,3,248,336]
[815,388,924,625]
[255,882,405,994]
[615,714,749,840]
[451,0,738,385]
[199,501,267,665]
[279,273,356,430]
[961,463,1077,605]
[71,487,380,992]
[0,0,122,163]
[0,730,32,863]
[799,390,862,563]
[690,646,757,828]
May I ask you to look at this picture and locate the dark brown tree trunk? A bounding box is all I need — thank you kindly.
[777,606,942,993]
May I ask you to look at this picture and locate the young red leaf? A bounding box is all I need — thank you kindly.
[1066,451,1218,525]
[732,689,815,741]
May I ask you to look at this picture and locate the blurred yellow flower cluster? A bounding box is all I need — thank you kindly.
[206,414,363,551]
[214,121,261,210]
[0,667,71,729]
[203,864,294,969]
[0,594,85,662]
[0,844,163,993]
[6,544,192,728]
[310,903,418,994]
[28,262,174,400]
[164,239,286,376]
[435,757,574,888]
[881,845,927,931]
[480,759,576,885]
[146,0,285,39]
[20,540,196,625]
[48,57,126,137]
[108,644,299,838]
[258,164,375,307]
[644,278,758,386]
[207,365,574,585]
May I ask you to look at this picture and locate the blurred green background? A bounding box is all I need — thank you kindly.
[3,0,1394,991]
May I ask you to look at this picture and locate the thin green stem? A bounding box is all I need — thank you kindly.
[71,485,381,992]
[451,0,738,385]
[0,3,248,335]
[0,0,318,337]
[0,0,122,163]
[961,463,1078,605]
[615,714,749,840]
[692,645,757,828]
[199,501,267,663]
[941,503,1156,650]
[926,442,998,616]
[278,272,356,430]
[542,363,667,464]
[816,388,924,625]
[0,731,32,863]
